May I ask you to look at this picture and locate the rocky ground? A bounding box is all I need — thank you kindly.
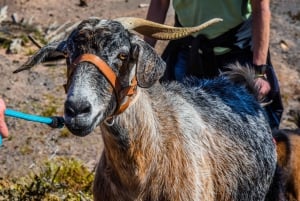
[0,0,299,181]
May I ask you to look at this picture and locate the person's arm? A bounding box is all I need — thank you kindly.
[251,0,270,65]
[0,99,8,138]
[251,0,271,99]
[145,0,170,47]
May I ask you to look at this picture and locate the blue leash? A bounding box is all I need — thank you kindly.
[0,108,64,146]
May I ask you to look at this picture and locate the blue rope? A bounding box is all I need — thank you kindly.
[5,108,54,124]
[0,108,64,146]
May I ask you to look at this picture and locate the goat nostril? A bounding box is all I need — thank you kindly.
[65,105,76,117]
[65,100,78,117]
[82,104,91,114]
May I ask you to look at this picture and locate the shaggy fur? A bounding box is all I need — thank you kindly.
[17,17,277,201]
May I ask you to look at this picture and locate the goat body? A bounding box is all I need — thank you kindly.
[94,78,276,201]
[17,17,277,201]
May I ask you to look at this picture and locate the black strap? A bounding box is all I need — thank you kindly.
[175,15,250,78]
[162,15,251,79]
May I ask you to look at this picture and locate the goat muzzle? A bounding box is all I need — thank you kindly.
[65,53,138,116]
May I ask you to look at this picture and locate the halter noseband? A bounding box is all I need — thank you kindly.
[65,53,138,116]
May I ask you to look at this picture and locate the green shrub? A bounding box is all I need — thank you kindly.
[0,157,94,201]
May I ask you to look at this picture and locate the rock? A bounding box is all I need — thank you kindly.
[0,6,8,23]
[138,3,149,8]
[6,38,22,54]
[79,0,89,7]
[280,40,289,52]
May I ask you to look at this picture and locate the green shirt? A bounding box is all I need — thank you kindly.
[172,0,252,39]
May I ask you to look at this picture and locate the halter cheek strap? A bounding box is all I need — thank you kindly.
[65,53,138,116]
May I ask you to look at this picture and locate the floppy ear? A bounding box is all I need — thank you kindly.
[13,40,67,73]
[130,36,166,88]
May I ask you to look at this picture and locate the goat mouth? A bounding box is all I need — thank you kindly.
[63,116,92,136]
[64,113,102,136]
[66,126,93,136]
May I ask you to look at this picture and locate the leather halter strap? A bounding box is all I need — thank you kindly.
[66,53,138,116]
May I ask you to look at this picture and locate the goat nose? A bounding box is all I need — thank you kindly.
[64,99,92,117]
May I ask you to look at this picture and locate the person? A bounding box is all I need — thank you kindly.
[145,0,283,129]
[0,98,8,139]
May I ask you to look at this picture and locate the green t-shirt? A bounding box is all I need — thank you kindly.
[172,0,252,39]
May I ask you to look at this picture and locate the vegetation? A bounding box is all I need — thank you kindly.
[0,157,94,201]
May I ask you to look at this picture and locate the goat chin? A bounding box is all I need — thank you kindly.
[65,124,93,137]
[64,112,103,137]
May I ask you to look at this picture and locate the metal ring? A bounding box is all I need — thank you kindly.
[104,117,115,127]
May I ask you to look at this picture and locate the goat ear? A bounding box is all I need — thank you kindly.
[131,36,166,88]
[13,41,67,73]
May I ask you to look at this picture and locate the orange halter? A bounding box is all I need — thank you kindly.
[65,53,138,116]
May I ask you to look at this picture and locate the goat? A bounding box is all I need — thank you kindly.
[274,127,300,201]
[16,17,277,201]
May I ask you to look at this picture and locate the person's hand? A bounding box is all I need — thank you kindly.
[0,99,8,138]
[254,77,271,101]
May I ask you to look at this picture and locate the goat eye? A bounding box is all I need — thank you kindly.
[118,53,128,61]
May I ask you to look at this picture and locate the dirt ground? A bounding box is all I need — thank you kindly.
[0,0,299,178]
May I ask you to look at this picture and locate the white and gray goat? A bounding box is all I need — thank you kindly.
[16,17,278,201]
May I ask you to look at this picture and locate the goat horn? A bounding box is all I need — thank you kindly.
[114,17,223,40]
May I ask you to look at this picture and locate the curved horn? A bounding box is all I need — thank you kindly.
[114,17,222,40]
